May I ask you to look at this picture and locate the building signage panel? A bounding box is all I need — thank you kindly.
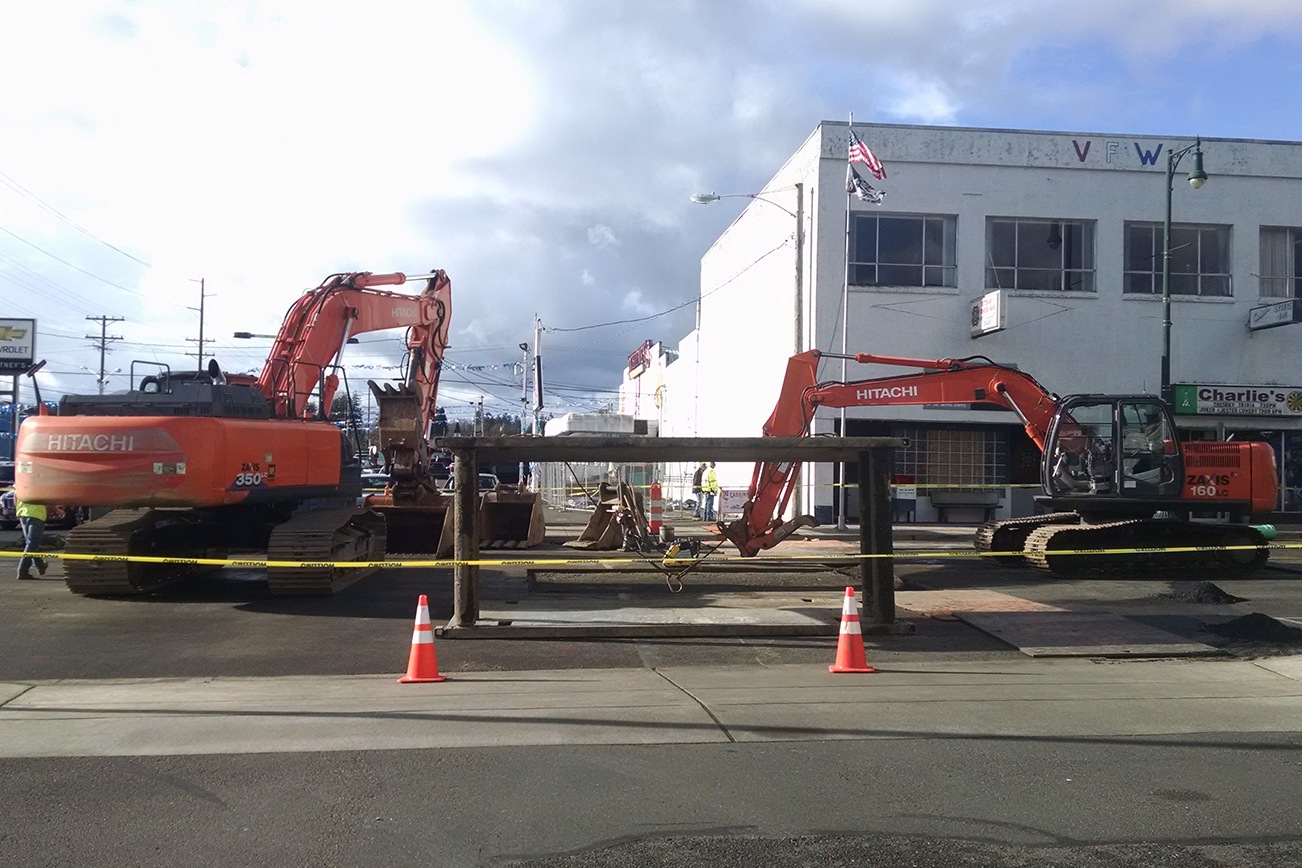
[718,487,748,519]
[0,318,35,373]
[1247,299,1302,332]
[626,339,653,380]
[969,290,1006,337]
[1172,383,1302,417]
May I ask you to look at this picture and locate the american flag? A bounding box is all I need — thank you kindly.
[848,128,886,180]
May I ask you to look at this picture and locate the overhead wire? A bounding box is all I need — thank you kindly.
[0,169,151,267]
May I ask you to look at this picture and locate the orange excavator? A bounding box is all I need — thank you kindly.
[721,349,1278,575]
[14,270,453,596]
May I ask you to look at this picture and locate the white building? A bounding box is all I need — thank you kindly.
[660,121,1302,523]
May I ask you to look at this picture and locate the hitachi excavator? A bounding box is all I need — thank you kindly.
[721,349,1278,575]
[15,270,457,596]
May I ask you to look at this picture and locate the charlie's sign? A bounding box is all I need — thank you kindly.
[1173,383,1302,417]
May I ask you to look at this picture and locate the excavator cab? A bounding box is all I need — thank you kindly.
[1042,396,1183,505]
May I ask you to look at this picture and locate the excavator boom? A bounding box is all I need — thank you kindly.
[722,348,1275,576]
[726,349,1060,556]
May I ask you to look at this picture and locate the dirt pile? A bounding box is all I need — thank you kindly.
[1162,581,1246,604]
[1204,612,1302,643]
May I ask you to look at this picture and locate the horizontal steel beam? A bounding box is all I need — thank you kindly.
[435,435,905,463]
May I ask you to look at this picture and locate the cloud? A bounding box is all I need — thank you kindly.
[587,225,620,248]
[2,0,1301,414]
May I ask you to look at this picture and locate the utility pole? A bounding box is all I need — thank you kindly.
[519,341,530,486]
[532,314,543,435]
[85,315,124,395]
[186,278,207,372]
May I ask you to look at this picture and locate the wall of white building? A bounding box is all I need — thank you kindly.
[669,121,1302,521]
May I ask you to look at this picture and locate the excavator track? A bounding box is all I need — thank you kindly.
[63,509,223,595]
[1023,519,1270,577]
[974,512,1080,564]
[265,507,387,596]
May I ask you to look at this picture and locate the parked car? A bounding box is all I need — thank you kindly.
[0,488,84,531]
[360,470,390,492]
[443,472,501,493]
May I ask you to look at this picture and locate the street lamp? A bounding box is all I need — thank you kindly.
[691,184,805,355]
[1160,137,1207,406]
[693,183,807,522]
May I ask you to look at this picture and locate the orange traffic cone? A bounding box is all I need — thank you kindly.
[398,594,447,683]
[829,586,875,674]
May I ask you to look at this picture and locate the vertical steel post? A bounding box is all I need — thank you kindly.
[858,446,895,624]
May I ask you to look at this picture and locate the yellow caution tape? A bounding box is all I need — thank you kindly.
[0,541,1296,569]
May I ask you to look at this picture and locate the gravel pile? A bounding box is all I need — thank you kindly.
[1204,612,1302,643]
[1162,581,1246,604]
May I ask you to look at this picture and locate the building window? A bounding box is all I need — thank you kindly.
[894,426,1007,487]
[1124,222,1231,297]
[1259,226,1302,299]
[850,214,956,288]
[986,218,1095,292]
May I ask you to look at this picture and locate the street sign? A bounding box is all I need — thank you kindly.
[969,290,1006,337]
[1172,383,1302,417]
[0,319,35,373]
[1248,298,1302,331]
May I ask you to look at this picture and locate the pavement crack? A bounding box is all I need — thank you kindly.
[0,684,37,708]
[652,669,736,743]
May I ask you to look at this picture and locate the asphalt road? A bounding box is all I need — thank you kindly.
[2,520,1301,867]
[5,734,1301,867]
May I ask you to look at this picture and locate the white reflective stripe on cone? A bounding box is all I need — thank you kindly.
[411,629,434,645]
[840,618,862,636]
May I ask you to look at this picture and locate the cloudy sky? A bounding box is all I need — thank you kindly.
[2,0,1301,423]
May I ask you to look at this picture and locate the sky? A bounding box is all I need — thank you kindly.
[2,0,1302,424]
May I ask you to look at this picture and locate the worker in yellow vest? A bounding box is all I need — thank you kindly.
[700,462,720,522]
[16,499,49,580]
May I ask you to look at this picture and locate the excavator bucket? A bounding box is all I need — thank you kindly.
[433,486,547,555]
[362,493,451,555]
[478,487,547,550]
[563,481,643,551]
[366,379,454,555]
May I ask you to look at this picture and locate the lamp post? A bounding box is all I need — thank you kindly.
[690,183,805,355]
[692,183,807,520]
[1160,138,1207,406]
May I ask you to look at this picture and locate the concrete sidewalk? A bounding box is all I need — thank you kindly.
[2,655,1299,759]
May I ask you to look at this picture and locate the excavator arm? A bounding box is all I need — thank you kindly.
[256,270,452,422]
[722,349,1063,556]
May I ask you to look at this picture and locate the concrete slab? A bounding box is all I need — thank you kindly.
[0,670,725,758]
[1253,654,1302,681]
[661,659,1302,741]
[896,589,1064,616]
[452,601,838,639]
[2,659,1300,758]
[957,611,1220,658]
[0,682,32,704]
[439,571,902,639]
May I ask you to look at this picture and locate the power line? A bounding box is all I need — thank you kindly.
[0,169,152,267]
[545,237,790,334]
[0,223,145,295]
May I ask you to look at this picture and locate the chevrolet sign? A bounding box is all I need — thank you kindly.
[0,318,35,372]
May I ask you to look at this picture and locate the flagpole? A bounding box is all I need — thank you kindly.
[837,113,852,532]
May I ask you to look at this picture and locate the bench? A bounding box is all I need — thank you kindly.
[927,489,1002,523]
